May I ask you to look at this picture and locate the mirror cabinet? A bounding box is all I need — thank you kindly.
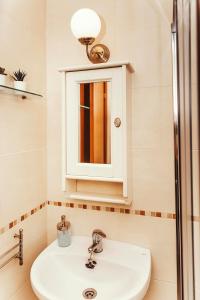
[60,62,133,205]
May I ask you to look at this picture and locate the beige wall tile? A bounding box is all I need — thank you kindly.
[193,222,200,298]
[191,84,199,151]
[192,150,200,216]
[132,148,175,212]
[196,288,200,300]
[144,279,177,300]
[0,0,46,92]
[191,0,198,87]
[0,150,46,227]
[9,281,37,300]
[132,87,173,150]
[131,25,172,88]
[0,99,46,156]
[127,0,173,31]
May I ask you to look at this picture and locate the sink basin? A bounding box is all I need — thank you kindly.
[31,236,151,300]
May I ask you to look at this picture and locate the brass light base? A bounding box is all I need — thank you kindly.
[78,37,110,64]
[78,37,95,45]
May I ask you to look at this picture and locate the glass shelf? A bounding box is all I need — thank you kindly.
[0,85,43,99]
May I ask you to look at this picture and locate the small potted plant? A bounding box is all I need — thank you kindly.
[12,69,27,91]
[0,67,7,86]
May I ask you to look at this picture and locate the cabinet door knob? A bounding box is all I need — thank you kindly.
[114,117,121,128]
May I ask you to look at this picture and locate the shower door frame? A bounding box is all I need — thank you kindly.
[173,0,200,299]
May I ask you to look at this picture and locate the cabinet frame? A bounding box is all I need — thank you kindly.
[60,61,134,204]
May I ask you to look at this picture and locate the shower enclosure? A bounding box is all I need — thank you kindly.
[172,0,200,299]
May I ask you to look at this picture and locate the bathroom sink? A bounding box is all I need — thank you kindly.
[30,236,151,300]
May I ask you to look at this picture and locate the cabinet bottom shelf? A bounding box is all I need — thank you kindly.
[68,192,130,205]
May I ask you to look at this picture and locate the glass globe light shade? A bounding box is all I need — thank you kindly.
[71,8,101,39]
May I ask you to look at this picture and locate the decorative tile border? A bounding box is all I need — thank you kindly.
[1,200,199,236]
[0,202,46,236]
[47,201,176,220]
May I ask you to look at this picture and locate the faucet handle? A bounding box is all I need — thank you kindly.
[92,229,107,239]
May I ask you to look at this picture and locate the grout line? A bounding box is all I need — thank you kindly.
[132,84,172,90]
[0,147,46,158]
[151,278,177,285]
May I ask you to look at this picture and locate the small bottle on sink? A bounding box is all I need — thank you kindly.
[57,215,71,247]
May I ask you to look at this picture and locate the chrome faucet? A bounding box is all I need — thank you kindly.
[88,229,107,253]
[85,229,106,269]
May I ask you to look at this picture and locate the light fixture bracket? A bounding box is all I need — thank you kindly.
[78,38,110,64]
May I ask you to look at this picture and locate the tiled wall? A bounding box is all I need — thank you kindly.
[0,0,46,299]
[46,0,177,299]
[0,1,185,299]
[0,1,199,300]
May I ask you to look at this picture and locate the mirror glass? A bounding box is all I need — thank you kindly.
[79,81,111,164]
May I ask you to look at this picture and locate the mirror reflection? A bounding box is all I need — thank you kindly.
[79,81,111,164]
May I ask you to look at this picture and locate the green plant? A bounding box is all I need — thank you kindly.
[12,69,27,81]
[0,67,7,75]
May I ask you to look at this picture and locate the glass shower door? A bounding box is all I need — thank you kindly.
[191,0,200,298]
[172,0,200,299]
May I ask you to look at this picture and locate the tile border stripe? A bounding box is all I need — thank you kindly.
[0,202,46,236]
[47,201,177,219]
[2,200,199,236]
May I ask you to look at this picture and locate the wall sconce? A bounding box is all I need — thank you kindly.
[70,8,110,64]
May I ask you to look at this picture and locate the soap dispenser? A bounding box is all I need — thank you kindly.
[57,215,71,247]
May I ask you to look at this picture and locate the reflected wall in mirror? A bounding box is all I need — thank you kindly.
[79,81,111,164]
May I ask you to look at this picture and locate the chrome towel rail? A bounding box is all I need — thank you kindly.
[0,229,23,270]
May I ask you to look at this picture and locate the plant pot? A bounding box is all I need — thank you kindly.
[14,81,26,91]
[0,74,7,87]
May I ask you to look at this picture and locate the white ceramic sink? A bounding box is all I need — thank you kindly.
[31,236,151,300]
